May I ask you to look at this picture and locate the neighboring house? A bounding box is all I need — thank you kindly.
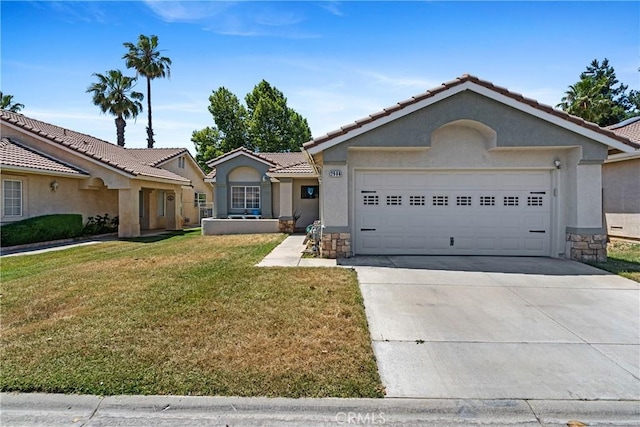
[603,117,640,240]
[303,74,639,261]
[0,110,211,239]
[205,147,319,232]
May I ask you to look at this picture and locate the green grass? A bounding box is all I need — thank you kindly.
[591,240,640,282]
[0,230,383,397]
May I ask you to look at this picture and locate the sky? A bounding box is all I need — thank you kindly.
[2,1,639,155]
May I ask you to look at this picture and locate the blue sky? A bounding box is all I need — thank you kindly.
[2,1,638,153]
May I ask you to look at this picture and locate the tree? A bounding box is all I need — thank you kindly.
[0,92,24,112]
[208,87,249,151]
[193,80,312,165]
[557,58,637,126]
[86,70,143,147]
[245,80,312,152]
[191,127,222,173]
[123,34,172,148]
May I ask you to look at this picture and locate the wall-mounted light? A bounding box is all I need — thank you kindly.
[553,160,561,169]
[50,180,59,192]
[262,174,269,182]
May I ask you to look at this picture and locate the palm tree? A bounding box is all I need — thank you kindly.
[86,70,143,147]
[123,34,172,148]
[0,92,25,112]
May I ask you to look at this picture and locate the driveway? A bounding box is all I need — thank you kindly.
[343,256,640,400]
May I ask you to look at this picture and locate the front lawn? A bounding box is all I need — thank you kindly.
[591,240,640,282]
[0,231,383,397]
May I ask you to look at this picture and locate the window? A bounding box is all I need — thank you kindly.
[3,180,22,216]
[195,192,207,207]
[386,195,402,206]
[231,186,260,209]
[432,195,448,206]
[456,196,472,206]
[409,195,425,206]
[301,185,319,199]
[363,195,379,205]
[480,196,495,206]
[157,191,166,217]
[504,196,519,206]
[178,156,185,169]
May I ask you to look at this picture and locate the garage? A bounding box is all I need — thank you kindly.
[304,75,636,260]
[354,170,552,256]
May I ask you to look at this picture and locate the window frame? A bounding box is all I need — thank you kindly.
[195,192,207,208]
[231,186,261,210]
[3,179,23,217]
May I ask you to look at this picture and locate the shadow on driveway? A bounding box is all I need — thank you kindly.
[339,255,615,276]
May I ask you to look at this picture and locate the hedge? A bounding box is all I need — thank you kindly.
[1,214,85,247]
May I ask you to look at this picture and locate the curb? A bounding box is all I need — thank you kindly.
[2,393,639,426]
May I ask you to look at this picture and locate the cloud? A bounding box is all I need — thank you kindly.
[316,1,345,17]
[46,1,108,24]
[144,1,319,39]
[357,70,439,90]
[143,1,236,23]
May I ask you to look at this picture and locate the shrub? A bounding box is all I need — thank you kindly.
[1,214,84,247]
[83,214,119,235]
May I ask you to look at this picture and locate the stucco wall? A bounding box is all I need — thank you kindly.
[0,171,117,225]
[293,178,320,229]
[603,157,640,239]
[321,91,608,163]
[212,155,273,218]
[159,155,212,226]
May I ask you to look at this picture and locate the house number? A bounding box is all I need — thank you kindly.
[329,170,342,178]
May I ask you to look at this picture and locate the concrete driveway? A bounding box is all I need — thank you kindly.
[342,256,640,400]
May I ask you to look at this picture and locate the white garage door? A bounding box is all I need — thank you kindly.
[355,171,551,256]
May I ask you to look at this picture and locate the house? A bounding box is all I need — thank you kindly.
[603,117,640,240]
[203,147,319,234]
[0,110,212,239]
[303,74,639,261]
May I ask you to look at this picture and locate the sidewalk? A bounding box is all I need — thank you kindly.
[256,234,338,267]
[3,393,639,426]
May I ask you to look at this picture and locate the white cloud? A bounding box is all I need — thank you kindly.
[316,1,345,17]
[143,1,236,23]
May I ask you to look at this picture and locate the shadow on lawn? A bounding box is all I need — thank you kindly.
[122,229,195,244]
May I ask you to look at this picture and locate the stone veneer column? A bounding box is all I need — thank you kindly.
[566,230,607,262]
[320,231,351,259]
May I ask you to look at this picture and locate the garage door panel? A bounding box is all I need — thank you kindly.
[355,170,552,256]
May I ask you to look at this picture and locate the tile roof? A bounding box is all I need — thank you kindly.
[0,110,191,184]
[1,138,88,176]
[205,147,315,179]
[269,160,315,174]
[608,117,640,144]
[128,148,189,166]
[304,74,639,151]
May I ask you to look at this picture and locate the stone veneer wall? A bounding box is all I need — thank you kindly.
[321,232,351,259]
[566,232,607,262]
[278,218,296,234]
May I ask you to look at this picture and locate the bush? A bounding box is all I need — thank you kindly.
[83,214,119,235]
[1,214,84,247]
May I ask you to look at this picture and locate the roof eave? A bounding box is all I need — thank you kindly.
[0,165,89,178]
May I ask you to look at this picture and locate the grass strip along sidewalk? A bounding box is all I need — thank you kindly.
[1,230,383,397]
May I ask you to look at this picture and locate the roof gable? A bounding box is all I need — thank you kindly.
[304,74,639,155]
